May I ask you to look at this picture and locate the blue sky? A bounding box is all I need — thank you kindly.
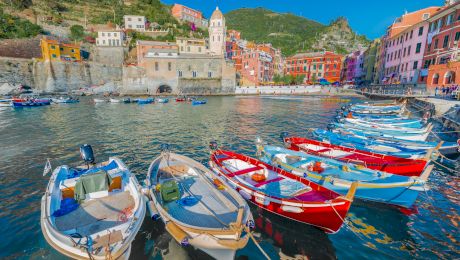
[162,0,444,39]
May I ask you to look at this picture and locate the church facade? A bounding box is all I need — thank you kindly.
[123,7,236,95]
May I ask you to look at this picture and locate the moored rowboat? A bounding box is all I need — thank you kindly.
[209,147,357,233]
[282,134,431,177]
[146,150,252,260]
[258,144,432,208]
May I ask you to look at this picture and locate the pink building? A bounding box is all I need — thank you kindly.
[341,51,358,83]
[240,48,274,86]
[383,7,441,84]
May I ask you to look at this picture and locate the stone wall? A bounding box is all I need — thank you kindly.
[92,46,127,66]
[0,57,35,86]
[33,61,123,92]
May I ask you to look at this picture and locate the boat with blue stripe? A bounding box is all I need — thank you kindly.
[258,144,432,208]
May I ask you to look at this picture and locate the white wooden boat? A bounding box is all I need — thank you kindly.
[0,99,12,107]
[146,150,253,260]
[110,98,122,103]
[41,145,146,259]
[93,98,107,103]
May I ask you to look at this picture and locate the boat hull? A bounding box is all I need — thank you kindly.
[285,136,428,177]
[209,150,354,233]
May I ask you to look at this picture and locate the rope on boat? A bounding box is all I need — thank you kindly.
[244,226,271,260]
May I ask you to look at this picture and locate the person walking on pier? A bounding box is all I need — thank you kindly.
[435,86,439,97]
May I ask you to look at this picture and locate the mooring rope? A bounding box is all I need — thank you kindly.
[244,226,271,260]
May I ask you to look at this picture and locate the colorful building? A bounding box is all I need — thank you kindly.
[240,47,274,86]
[363,39,380,84]
[40,37,81,62]
[285,51,342,84]
[420,1,460,88]
[383,7,441,84]
[171,4,208,29]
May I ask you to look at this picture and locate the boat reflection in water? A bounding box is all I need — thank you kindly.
[243,205,336,260]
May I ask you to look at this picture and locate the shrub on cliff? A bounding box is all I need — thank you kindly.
[70,25,85,41]
[0,8,42,39]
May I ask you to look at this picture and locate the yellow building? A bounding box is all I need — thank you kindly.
[40,37,81,61]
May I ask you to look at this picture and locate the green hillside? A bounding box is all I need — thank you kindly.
[226,8,369,56]
[226,8,325,56]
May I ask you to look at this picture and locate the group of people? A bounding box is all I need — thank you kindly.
[434,85,459,99]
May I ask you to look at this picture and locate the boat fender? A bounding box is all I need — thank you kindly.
[308,161,324,173]
[212,178,225,190]
[239,189,252,200]
[280,205,303,213]
[147,201,161,220]
[255,195,270,206]
[155,183,161,192]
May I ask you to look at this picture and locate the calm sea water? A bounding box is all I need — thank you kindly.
[0,96,458,260]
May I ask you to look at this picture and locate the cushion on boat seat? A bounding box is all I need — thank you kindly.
[161,180,180,202]
[74,169,112,203]
[159,165,189,178]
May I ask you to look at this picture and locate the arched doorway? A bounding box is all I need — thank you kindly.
[444,71,455,84]
[432,73,439,85]
[156,85,172,94]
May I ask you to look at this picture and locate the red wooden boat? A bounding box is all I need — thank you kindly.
[176,98,186,102]
[283,136,430,177]
[209,149,357,233]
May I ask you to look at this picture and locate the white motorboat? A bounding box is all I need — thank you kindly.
[41,145,146,259]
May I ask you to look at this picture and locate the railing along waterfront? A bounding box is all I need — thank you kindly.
[356,84,430,97]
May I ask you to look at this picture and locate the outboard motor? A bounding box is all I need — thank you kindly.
[341,106,346,111]
[160,143,171,153]
[80,144,95,168]
[327,123,336,131]
[209,141,218,151]
[279,132,289,142]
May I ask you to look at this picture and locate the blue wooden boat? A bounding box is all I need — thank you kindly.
[137,98,154,104]
[332,121,431,135]
[313,129,430,158]
[192,99,207,105]
[258,144,432,208]
[316,129,459,158]
[13,99,51,107]
[330,125,431,141]
[157,98,169,103]
[342,117,424,129]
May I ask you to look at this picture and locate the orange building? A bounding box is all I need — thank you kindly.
[285,51,342,83]
[40,37,81,61]
[227,29,241,41]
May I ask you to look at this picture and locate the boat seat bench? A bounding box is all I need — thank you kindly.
[227,166,263,177]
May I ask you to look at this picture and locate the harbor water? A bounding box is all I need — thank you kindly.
[0,96,458,259]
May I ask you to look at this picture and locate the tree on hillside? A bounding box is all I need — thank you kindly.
[70,25,85,41]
